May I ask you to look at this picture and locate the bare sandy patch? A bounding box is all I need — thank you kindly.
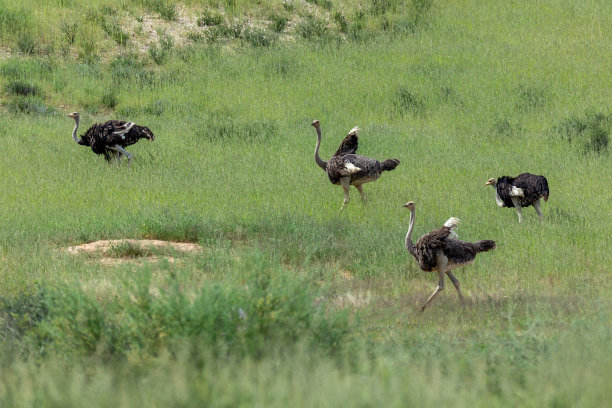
[66,239,202,265]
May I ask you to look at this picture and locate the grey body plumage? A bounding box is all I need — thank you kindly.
[403,201,496,311]
[311,120,400,211]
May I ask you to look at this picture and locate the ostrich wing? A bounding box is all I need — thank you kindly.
[414,227,454,271]
[333,126,360,156]
[512,173,549,198]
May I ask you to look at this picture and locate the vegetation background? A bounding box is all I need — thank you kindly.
[0,0,611,406]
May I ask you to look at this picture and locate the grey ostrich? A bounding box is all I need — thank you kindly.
[485,173,549,222]
[68,112,155,165]
[311,120,400,211]
[403,201,496,311]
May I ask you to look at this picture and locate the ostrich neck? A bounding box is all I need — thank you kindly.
[405,208,416,255]
[490,181,505,207]
[314,127,328,171]
[71,117,80,143]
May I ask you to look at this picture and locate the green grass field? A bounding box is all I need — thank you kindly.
[1,0,611,406]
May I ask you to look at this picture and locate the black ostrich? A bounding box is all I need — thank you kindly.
[68,112,155,165]
[403,201,496,311]
[311,120,400,211]
[485,173,549,222]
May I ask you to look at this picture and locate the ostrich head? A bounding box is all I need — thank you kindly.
[311,119,320,129]
[402,201,415,210]
[67,112,80,121]
[484,178,496,186]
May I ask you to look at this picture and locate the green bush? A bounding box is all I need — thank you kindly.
[6,95,55,115]
[101,17,129,46]
[243,28,276,47]
[15,251,351,359]
[269,14,288,33]
[15,31,36,54]
[556,112,610,154]
[4,80,41,96]
[297,15,327,39]
[198,9,223,26]
[144,0,177,21]
[393,86,425,115]
[107,241,152,258]
[149,34,174,65]
[59,20,78,44]
[100,91,118,109]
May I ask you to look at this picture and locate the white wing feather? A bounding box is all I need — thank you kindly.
[444,217,460,239]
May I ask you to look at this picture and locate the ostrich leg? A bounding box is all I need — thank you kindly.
[533,199,543,221]
[421,270,445,311]
[355,184,366,203]
[108,145,134,165]
[340,177,351,211]
[510,197,523,222]
[446,271,464,303]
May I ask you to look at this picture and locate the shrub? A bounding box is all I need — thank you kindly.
[4,80,41,96]
[515,84,548,111]
[144,0,177,21]
[198,9,223,26]
[149,33,174,65]
[491,117,522,137]
[305,0,332,10]
[269,14,288,33]
[393,86,425,115]
[17,252,352,359]
[15,31,36,55]
[0,58,53,79]
[101,17,129,46]
[333,12,348,33]
[0,288,49,340]
[107,241,152,258]
[143,99,166,116]
[60,20,78,44]
[243,27,276,47]
[556,112,610,155]
[216,21,243,39]
[371,0,399,15]
[297,15,327,39]
[6,95,56,115]
[100,91,118,109]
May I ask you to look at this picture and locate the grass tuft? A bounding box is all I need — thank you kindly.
[556,112,610,154]
[3,80,41,97]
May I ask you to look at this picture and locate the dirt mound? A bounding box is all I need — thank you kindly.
[66,239,202,265]
[67,239,201,255]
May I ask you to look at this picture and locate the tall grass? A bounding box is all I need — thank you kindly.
[0,0,611,405]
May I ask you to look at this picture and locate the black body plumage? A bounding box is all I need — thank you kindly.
[76,119,154,161]
[411,227,496,272]
[495,173,549,208]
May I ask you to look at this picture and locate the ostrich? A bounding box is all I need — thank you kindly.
[311,120,400,211]
[484,173,549,222]
[67,112,155,165]
[403,201,496,311]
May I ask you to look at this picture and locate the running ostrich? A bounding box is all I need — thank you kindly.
[403,201,496,311]
[311,120,400,211]
[484,173,549,222]
[67,112,155,165]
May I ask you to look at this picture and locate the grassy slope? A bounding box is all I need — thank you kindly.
[0,0,611,406]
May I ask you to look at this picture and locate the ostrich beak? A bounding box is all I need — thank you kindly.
[484,180,493,186]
